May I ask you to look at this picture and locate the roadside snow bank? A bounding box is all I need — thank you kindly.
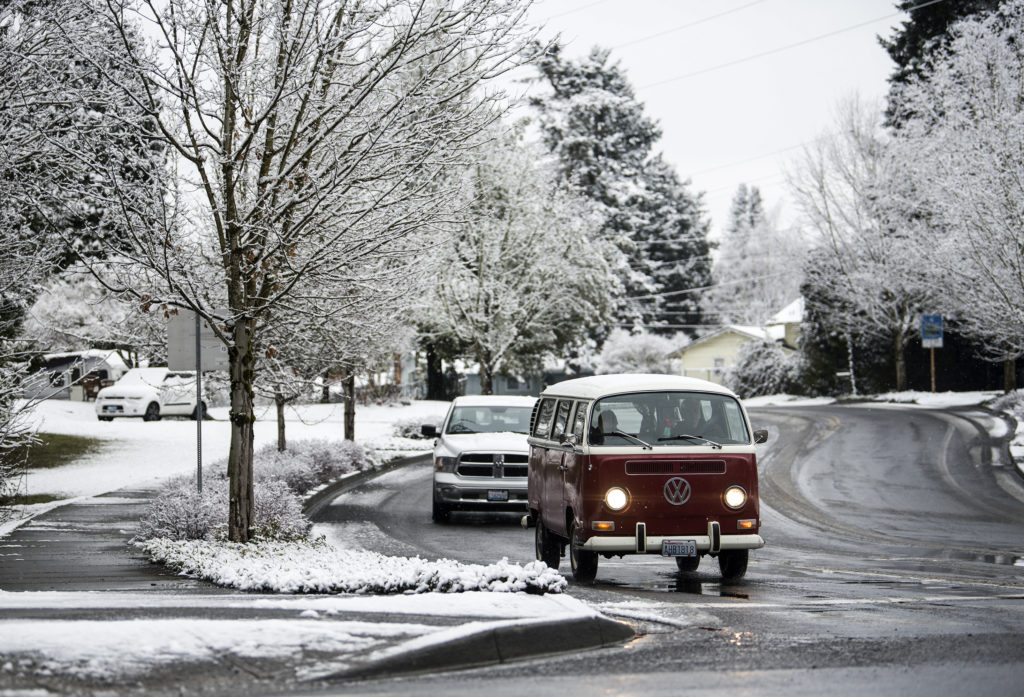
[141,538,567,595]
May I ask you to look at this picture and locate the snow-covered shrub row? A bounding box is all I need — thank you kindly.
[136,438,379,541]
[391,417,432,440]
[135,477,309,542]
[991,390,1024,421]
[252,439,379,495]
[141,537,568,595]
[726,340,804,399]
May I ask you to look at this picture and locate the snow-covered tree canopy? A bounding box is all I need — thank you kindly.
[426,123,617,394]
[24,0,538,542]
[530,44,711,332]
[788,97,932,391]
[594,328,676,375]
[892,0,1024,362]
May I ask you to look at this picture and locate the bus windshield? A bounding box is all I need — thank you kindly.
[589,391,749,447]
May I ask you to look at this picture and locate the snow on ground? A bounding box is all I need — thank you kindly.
[141,538,568,594]
[0,591,595,680]
[18,399,445,501]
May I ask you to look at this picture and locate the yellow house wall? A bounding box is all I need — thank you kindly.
[677,333,758,385]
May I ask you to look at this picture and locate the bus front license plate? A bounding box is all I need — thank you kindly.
[487,490,509,502]
[663,540,697,557]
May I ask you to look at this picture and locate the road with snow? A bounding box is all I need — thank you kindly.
[313,403,1024,696]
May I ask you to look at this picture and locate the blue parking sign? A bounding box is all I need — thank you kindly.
[921,314,943,349]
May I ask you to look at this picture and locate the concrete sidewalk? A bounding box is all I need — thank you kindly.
[0,476,633,694]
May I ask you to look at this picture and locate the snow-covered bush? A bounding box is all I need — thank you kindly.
[136,476,309,542]
[142,538,568,594]
[253,439,378,495]
[726,340,803,398]
[596,329,678,374]
[138,438,378,541]
[391,417,433,439]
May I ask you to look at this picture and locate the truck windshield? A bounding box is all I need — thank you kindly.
[589,391,749,446]
[446,405,533,435]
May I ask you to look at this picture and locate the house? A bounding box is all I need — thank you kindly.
[22,350,129,401]
[671,298,803,385]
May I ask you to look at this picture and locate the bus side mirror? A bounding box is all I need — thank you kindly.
[753,429,768,444]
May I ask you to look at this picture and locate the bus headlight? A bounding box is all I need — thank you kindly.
[604,487,629,511]
[723,486,747,510]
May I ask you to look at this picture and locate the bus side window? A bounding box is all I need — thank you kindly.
[533,399,556,438]
[551,400,572,440]
[572,402,587,441]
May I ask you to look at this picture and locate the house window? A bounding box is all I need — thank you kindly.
[712,357,726,379]
[506,376,520,390]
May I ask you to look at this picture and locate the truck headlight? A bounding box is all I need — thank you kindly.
[604,487,629,511]
[434,456,457,473]
[723,486,747,510]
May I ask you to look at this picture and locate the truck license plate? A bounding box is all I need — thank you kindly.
[662,539,697,557]
[487,490,508,502]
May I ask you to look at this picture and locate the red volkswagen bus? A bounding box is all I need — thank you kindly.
[524,374,765,583]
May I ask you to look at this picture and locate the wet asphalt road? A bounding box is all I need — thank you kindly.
[312,403,1024,696]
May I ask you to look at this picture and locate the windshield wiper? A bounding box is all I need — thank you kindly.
[610,430,653,450]
[658,433,722,449]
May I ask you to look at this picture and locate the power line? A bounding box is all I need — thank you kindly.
[612,0,769,51]
[544,0,612,21]
[628,271,792,300]
[637,0,947,91]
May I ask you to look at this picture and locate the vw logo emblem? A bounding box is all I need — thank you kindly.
[664,477,691,506]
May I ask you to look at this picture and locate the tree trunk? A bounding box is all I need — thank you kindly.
[479,362,493,395]
[275,392,286,453]
[227,317,256,543]
[321,369,331,403]
[1005,357,1017,393]
[425,343,444,400]
[343,369,356,441]
[894,336,907,392]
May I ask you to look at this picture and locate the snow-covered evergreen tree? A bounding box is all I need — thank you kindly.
[530,44,710,332]
[702,184,806,326]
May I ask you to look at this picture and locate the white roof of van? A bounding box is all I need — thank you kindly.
[540,374,736,400]
[452,395,537,407]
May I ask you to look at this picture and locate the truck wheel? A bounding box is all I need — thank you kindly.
[569,520,598,583]
[718,549,748,581]
[431,497,449,524]
[142,402,161,422]
[675,555,700,572]
[535,519,560,569]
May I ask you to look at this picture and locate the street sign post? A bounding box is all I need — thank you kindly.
[167,310,229,492]
[921,314,943,393]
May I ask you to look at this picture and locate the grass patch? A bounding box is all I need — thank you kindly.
[3,493,64,505]
[20,433,105,470]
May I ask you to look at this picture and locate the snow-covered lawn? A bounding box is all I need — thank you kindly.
[18,398,445,501]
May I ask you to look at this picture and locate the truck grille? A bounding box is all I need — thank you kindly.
[456,453,529,478]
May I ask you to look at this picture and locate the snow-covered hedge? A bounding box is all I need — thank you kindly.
[141,537,568,594]
[391,417,432,440]
[136,438,379,542]
[726,340,803,398]
[136,476,310,542]
[253,439,379,495]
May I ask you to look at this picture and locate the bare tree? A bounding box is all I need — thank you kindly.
[44,0,535,541]
[892,1,1024,389]
[788,96,931,391]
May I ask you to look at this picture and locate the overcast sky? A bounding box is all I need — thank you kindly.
[521,0,905,238]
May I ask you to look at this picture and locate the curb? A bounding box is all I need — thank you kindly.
[303,452,431,519]
[334,614,635,681]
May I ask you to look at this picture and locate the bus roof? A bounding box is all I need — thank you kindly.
[539,374,737,401]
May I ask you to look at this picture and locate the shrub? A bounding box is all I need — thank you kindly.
[138,438,378,541]
[391,417,434,439]
[727,340,804,398]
